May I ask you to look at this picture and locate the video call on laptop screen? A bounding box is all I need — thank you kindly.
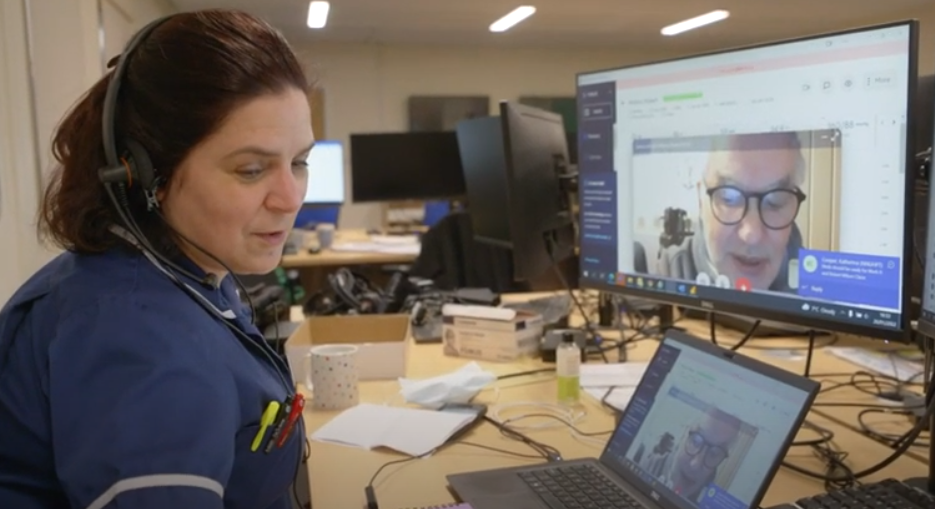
[602,339,811,509]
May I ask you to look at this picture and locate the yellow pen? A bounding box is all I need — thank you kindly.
[250,401,281,452]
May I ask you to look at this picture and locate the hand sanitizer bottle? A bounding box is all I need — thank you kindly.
[556,332,581,405]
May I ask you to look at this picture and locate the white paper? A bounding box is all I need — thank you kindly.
[369,234,419,245]
[580,362,648,388]
[310,403,475,456]
[585,386,637,411]
[826,347,924,383]
[331,242,421,255]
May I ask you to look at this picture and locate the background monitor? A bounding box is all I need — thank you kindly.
[303,140,345,205]
[455,102,576,282]
[576,21,918,341]
[456,116,513,247]
[349,131,466,202]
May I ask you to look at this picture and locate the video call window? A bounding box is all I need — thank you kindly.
[577,23,913,331]
[611,342,807,509]
[629,130,872,294]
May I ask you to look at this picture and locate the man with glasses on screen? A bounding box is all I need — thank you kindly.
[657,132,807,293]
[662,406,742,504]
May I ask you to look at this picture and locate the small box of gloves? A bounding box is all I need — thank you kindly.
[441,304,543,362]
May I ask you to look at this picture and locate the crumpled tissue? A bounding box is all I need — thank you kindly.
[398,362,496,409]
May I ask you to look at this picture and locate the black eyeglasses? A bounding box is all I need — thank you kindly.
[684,430,730,468]
[705,185,807,230]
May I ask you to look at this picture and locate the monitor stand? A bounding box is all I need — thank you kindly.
[680,307,828,337]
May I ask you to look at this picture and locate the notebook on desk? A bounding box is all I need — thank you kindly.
[447,329,820,509]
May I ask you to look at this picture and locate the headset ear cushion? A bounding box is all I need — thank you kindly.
[122,138,156,191]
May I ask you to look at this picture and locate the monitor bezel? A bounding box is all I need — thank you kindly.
[575,19,920,342]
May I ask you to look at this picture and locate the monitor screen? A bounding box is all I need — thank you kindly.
[304,140,345,205]
[350,131,466,202]
[576,22,917,340]
[602,335,813,509]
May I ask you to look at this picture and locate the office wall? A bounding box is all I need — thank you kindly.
[291,43,676,229]
[0,0,43,303]
[0,0,175,303]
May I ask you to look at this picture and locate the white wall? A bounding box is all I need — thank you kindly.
[0,0,176,304]
[291,43,677,229]
[0,0,44,303]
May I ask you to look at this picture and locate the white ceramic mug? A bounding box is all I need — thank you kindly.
[315,223,336,249]
[306,344,359,410]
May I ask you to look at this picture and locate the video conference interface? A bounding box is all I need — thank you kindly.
[602,338,810,509]
[576,24,913,333]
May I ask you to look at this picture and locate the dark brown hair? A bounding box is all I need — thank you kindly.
[39,9,309,253]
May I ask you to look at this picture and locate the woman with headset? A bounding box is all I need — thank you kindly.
[0,10,313,509]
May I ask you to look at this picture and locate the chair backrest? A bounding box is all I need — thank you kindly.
[410,210,529,293]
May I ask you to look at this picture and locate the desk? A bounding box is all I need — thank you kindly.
[281,229,420,269]
[299,303,927,509]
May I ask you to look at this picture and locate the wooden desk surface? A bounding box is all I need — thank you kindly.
[280,229,420,268]
[299,303,928,509]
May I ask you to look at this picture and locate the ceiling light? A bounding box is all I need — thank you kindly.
[661,10,729,36]
[489,6,536,33]
[307,1,330,29]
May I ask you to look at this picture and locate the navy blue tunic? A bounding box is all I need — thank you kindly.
[0,246,304,509]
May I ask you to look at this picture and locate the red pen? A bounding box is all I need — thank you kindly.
[263,395,294,454]
[276,393,305,448]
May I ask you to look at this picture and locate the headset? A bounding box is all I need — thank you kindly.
[96,14,296,398]
[302,268,410,316]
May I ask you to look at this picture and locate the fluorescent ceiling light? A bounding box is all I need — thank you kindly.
[307,1,330,29]
[661,10,729,36]
[489,6,536,33]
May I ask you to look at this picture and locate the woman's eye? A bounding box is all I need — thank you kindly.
[236,167,264,179]
[292,160,309,171]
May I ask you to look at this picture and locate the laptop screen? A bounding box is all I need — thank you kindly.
[600,336,812,509]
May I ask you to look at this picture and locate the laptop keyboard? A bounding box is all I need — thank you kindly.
[518,464,644,509]
[794,479,933,509]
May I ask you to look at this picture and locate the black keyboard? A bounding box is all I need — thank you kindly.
[794,479,935,509]
[518,464,644,509]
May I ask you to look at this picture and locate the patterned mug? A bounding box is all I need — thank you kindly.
[306,344,359,410]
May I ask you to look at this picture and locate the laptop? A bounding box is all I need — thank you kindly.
[447,328,820,509]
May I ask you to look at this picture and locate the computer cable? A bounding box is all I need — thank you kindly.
[707,312,760,350]
[857,407,930,448]
[488,402,604,449]
[365,447,438,509]
[500,411,614,449]
[496,368,555,381]
[781,353,935,488]
[704,312,839,351]
[544,240,609,363]
[362,430,555,509]
[483,414,563,461]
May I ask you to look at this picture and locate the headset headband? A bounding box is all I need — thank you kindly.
[100,15,174,176]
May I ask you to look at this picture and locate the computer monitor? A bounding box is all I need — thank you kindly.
[576,20,918,342]
[456,102,577,282]
[303,140,345,206]
[349,131,466,203]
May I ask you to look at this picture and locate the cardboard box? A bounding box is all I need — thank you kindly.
[441,304,544,362]
[285,313,410,386]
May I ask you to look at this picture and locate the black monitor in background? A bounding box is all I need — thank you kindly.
[577,20,918,342]
[349,131,466,202]
[916,74,934,161]
[456,116,512,247]
[456,101,577,282]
